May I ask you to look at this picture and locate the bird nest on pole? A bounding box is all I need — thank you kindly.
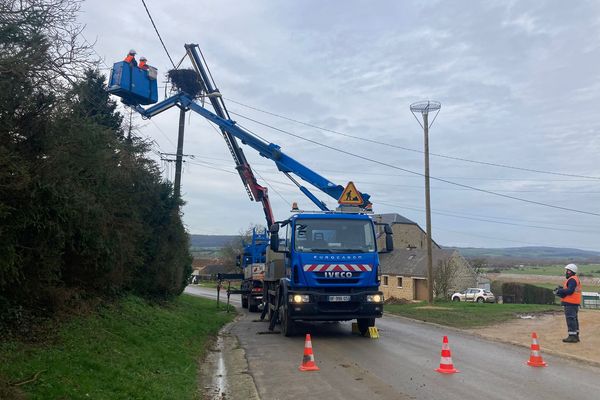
[167,68,203,99]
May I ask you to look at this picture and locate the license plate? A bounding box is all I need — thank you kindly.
[328,295,350,302]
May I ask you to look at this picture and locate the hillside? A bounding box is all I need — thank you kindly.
[189,234,238,248]
[190,234,600,264]
[448,246,600,263]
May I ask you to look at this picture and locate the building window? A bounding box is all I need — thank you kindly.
[397,277,403,288]
[383,275,389,286]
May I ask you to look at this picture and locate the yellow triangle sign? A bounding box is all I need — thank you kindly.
[338,181,364,205]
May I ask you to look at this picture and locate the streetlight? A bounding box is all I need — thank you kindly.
[410,100,441,304]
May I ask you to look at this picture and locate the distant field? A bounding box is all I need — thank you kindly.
[498,264,600,277]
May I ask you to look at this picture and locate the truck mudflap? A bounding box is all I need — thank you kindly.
[286,290,383,321]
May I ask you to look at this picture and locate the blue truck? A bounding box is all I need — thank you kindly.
[108,43,393,336]
[238,229,268,312]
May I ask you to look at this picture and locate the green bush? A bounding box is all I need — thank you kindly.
[0,1,192,333]
[501,282,555,304]
[490,280,503,296]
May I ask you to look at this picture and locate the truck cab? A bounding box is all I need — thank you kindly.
[267,212,392,336]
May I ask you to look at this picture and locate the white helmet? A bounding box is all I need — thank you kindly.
[565,264,578,273]
[129,49,137,55]
[140,57,147,61]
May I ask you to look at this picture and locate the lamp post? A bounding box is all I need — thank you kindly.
[410,101,441,304]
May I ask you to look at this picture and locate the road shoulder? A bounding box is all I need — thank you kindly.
[199,318,260,400]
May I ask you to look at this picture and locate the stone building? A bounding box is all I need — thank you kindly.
[373,213,476,301]
[378,248,476,301]
[374,213,440,251]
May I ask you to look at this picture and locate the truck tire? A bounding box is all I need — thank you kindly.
[476,297,484,303]
[357,318,375,336]
[249,301,258,312]
[259,301,268,320]
[241,296,248,309]
[280,303,296,337]
[452,297,460,302]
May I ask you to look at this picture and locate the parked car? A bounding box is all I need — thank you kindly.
[451,288,495,303]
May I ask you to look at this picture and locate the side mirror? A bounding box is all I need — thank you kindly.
[269,224,280,252]
[385,233,394,252]
[384,223,393,252]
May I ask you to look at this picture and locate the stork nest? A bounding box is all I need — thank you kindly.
[167,68,203,99]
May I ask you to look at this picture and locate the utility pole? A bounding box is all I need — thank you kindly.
[174,107,186,199]
[410,101,441,304]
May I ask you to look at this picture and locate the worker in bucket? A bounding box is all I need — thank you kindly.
[554,264,582,343]
[124,49,137,66]
[138,57,149,70]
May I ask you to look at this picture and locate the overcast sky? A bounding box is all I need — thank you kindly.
[80,0,600,250]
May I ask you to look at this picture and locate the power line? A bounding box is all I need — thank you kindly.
[147,118,177,149]
[376,201,600,235]
[181,155,600,232]
[140,0,176,69]
[251,167,291,206]
[229,111,600,217]
[185,154,600,182]
[226,98,600,181]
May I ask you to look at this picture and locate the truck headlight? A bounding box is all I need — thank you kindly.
[366,294,383,303]
[289,294,310,303]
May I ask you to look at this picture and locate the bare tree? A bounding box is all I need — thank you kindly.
[218,223,267,267]
[0,0,97,93]
[470,258,488,276]
[433,258,459,300]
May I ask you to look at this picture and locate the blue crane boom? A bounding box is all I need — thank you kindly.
[129,92,371,210]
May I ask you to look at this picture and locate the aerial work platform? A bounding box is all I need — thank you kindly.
[108,61,158,105]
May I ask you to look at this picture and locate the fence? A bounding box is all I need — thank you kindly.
[582,292,600,309]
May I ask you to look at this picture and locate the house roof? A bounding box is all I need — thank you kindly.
[374,213,417,226]
[374,212,440,249]
[379,248,458,277]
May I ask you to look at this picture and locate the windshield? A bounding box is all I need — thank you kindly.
[293,218,376,253]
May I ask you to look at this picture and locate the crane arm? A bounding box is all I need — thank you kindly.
[184,44,274,227]
[133,93,371,210]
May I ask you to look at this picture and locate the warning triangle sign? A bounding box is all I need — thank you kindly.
[338,181,364,205]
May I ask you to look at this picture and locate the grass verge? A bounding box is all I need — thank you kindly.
[0,294,234,400]
[385,301,559,328]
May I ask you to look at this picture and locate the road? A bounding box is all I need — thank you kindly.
[185,286,600,399]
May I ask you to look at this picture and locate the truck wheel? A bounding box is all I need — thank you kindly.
[249,302,258,312]
[476,297,484,303]
[357,318,375,336]
[241,296,248,309]
[280,304,296,337]
[452,297,460,302]
[259,301,268,321]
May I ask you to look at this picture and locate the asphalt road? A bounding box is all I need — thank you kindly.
[185,285,600,399]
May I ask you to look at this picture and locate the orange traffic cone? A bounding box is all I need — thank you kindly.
[527,332,547,367]
[435,336,459,374]
[299,333,320,372]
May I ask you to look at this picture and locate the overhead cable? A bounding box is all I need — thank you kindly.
[226,98,600,181]
[229,111,600,217]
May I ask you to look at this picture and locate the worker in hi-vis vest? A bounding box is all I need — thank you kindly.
[124,49,137,67]
[138,57,149,70]
[554,264,582,343]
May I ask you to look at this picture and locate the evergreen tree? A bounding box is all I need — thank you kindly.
[69,69,124,137]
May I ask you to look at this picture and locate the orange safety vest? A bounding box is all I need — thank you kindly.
[139,61,148,70]
[124,55,135,63]
[562,275,582,305]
